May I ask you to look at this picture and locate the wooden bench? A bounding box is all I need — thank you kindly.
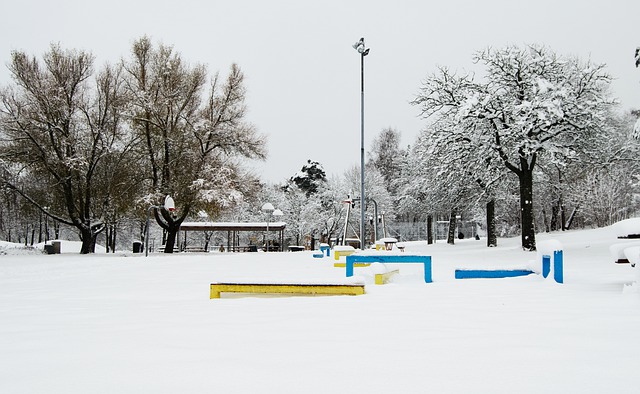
[210,282,365,298]
[184,246,206,253]
[225,245,259,252]
[346,254,432,283]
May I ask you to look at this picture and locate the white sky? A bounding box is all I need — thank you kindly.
[1,0,638,183]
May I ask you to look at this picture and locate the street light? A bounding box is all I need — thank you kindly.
[353,37,369,250]
[261,202,277,252]
[145,195,175,257]
[273,208,283,251]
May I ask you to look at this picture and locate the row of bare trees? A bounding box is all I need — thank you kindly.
[0,37,266,253]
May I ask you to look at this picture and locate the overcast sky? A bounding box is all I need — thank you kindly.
[1,0,638,183]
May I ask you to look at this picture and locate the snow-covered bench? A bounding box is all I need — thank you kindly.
[622,247,640,267]
[612,218,640,239]
[609,242,640,265]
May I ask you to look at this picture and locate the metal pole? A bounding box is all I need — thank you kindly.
[359,48,366,251]
[265,215,270,253]
[145,205,163,256]
[371,198,378,242]
[145,206,153,257]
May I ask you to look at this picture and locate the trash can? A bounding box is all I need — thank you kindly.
[133,241,143,253]
[51,241,61,254]
[44,244,55,254]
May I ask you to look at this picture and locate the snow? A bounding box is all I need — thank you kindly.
[333,245,355,252]
[612,218,640,238]
[2,227,640,393]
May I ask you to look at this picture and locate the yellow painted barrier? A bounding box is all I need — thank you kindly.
[334,262,371,268]
[210,283,365,298]
[374,269,400,285]
[334,249,355,260]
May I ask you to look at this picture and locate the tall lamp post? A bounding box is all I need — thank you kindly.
[145,195,175,257]
[353,37,369,250]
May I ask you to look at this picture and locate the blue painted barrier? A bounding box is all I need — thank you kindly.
[542,251,563,283]
[554,250,563,283]
[455,269,535,279]
[346,255,432,283]
[312,253,324,258]
[320,245,330,257]
[542,255,551,278]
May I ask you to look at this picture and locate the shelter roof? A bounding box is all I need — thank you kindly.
[179,222,286,232]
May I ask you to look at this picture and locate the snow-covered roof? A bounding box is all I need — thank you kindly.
[180,222,286,232]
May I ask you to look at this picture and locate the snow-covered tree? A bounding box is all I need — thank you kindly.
[309,176,349,245]
[413,44,614,250]
[279,184,317,247]
[562,110,640,226]
[124,37,266,253]
[369,127,405,195]
[343,165,393,244]
[634,47,640,138]
[289,160,326,196]
[0,45,135,253]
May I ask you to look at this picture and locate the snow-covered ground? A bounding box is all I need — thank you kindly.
[1,226,639,393]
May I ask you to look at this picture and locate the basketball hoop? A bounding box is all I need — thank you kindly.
[164,195,175,212]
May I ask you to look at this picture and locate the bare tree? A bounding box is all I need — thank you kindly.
[369,127,404,195]
[0,45,134,253]
[124,37,266,253]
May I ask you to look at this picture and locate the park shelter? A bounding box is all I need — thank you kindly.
[179,222,286,252]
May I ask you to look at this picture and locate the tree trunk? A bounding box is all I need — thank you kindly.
[160,214,185,254]
[427,215,433,245]
[550,203,559,231]
[519,168,536,251]
[565,207,578,230]
[164,227,178,253]
[542,208,549,232]
[447,209,457,245]
[110,225,117,253]
[204,232,211,252]
[486,199,497,247]
[79,227,98,254]
[106,225,112,253]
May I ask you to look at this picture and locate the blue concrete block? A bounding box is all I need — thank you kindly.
[320,245,330,257]
[312,253,324,258]
[542,255,551,278]
[455,269,535,279]
[554,250,563,283]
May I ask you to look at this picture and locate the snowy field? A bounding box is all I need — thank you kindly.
[1,226,640,393]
